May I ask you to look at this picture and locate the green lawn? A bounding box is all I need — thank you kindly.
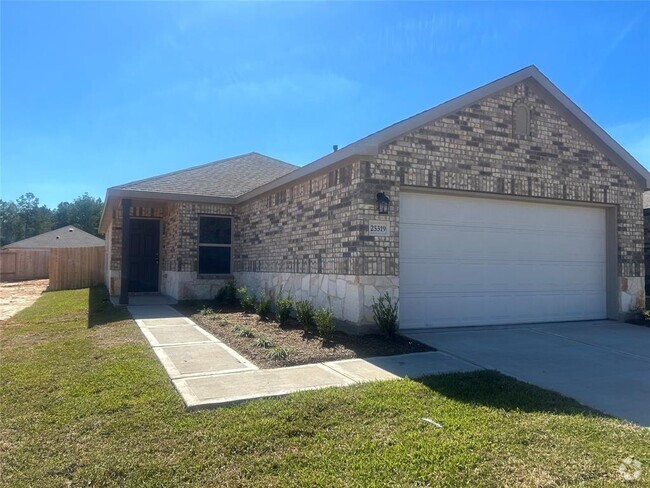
[1,288,648,487]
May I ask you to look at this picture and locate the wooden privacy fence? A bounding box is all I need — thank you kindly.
[0,249,50,281]
[49,246,105,291]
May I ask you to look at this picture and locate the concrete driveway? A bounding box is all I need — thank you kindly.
[404,320,650,426]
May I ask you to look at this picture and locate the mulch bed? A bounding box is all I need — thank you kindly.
[174,302,433,369]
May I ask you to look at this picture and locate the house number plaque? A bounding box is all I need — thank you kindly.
[368,221,390,237]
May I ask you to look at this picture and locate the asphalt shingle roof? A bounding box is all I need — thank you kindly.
[4,226,105,249]
[112,152,298,199]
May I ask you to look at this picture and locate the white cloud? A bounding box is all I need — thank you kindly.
[150,72,361,108]
[215,73,361,106]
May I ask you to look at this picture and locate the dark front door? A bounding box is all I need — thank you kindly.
[129,219,160,292]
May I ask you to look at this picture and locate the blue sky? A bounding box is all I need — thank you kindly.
[2,1,649,208]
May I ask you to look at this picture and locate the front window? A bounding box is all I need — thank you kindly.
[198,216,231,274]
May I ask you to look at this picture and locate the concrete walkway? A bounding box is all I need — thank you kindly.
[129,305,480,410]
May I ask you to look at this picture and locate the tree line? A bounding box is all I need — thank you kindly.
[0,192,104,247]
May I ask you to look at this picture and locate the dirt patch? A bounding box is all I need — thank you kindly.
[0,279,49,321]
[175,302,432,369]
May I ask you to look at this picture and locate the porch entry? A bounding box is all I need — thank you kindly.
[128,218,160,293]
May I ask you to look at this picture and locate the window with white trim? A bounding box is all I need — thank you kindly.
[198,216,232,274]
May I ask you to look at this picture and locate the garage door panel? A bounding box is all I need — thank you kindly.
[403,226,604,263]
[398,296,427,327]
[402,261,605,294]
[402,261,495,291]
[399,193,607,328]
[401,225,484,260]
[400,292,607,328]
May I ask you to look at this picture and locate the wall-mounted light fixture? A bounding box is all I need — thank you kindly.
[376,192,390,214]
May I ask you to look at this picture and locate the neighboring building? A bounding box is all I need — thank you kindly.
[3,226,105,250]
[1,226,105,282]
[99,66,649,329]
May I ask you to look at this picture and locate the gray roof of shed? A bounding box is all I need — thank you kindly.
[4,226,105,249]
[111,152,298,199]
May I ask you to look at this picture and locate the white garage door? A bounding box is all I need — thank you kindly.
[399,192,607,329]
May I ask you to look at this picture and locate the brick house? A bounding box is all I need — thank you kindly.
[643,191,650,302]
[99,66,649,330]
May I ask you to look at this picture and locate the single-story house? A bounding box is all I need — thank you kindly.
[1,226,105,281]
[99,65,649,330]
[643,191,650,296]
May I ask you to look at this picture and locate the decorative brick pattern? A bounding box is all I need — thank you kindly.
[236,84,643,281]
[106,201,234,295]
[643,208,650,295]
[165,202,235,273]
[234,162,395,275]
[107,203,165,273]
[106,82,645,317]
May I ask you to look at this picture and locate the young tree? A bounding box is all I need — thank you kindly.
[12,193,55,241]
[0,200,21,246]
[55,193,103,236]
[0,192,103,246]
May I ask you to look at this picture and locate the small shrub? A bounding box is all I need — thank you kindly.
[255,336,274,349]
[314,307,335,341]
[276,295,294,325]
[295,300,315,330]
[372,292,399,338]
[215,280,238,307]
[238,287,257,313]
[199,305,215,316]
[256,293,273,320]
[267,346,290,361]
[233,325,255,338]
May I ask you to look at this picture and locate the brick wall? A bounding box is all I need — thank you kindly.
[234,162,388,275]
[165,202,235,273]
[107,203,165,273]
[236,82,644,282]
[106,201,236,298]
[107,201,234,275]
[643,208,650,295]
[106,81,644,312]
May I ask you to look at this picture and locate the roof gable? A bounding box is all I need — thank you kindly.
[100,66,648,234]
[241,66,649,201]
[112,152,297,199]
[4,226,105,249]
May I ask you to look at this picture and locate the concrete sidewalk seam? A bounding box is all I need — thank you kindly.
[138,325,222,347]
[528,326,650,363]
